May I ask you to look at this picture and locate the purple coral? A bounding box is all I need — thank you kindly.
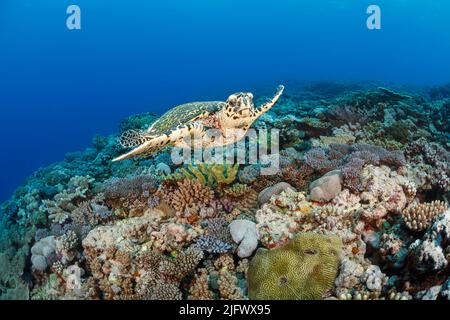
[341,158,365,192]
[306,143,406,193]
[324,105,371,126]
[352,143,405,166]
[305,148,340,174]
[99,174,159,200]
[405,139,450,192]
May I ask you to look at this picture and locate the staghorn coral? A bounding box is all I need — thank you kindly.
[402,201,448,232]
[248,233,341,300]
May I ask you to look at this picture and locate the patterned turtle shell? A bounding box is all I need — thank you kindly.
[147,101,226,136]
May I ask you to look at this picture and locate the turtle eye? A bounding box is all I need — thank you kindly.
[228,94,237,104]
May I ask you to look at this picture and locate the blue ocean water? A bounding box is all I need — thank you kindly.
[0,0,449,202]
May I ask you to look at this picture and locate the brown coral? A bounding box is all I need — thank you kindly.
[159,245,204,282]
[218,270,244,300]
[402,201,447,232]
[188,268,214,300]
[222,183,258,215]
[158,178,214,223]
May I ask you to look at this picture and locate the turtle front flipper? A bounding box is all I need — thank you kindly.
[254,85,285,117]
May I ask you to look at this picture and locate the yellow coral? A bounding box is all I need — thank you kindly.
[166,163,239,188]
[248,233,341,300]
[313,134,355,148]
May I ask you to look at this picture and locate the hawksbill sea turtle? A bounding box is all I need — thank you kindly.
[112,85,285,162]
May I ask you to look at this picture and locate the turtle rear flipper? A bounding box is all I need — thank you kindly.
[118,129,155,148]
[112,134,171,162]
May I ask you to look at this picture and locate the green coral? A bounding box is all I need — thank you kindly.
[247,233,341,300]
[385,120,412,144]
[166,163,238,188]
[0,224,32,300]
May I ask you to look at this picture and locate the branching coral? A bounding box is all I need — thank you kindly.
[218,270,245,300]
[402,201,447,232]
[188,268,214,300]
[324,104,372,126]
[158,178,214,223]
[40,175,95,225]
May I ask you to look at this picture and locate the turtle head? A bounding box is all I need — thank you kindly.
[219,92,256,130]
[226,92,255,116]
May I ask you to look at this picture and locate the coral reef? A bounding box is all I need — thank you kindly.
[1,84,449,300]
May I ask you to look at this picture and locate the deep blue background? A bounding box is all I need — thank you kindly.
[0,0,449,202]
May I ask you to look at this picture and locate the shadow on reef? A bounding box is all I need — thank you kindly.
[0,82,449,300]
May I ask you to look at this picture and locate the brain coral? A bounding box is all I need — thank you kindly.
[247,233,341,300]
